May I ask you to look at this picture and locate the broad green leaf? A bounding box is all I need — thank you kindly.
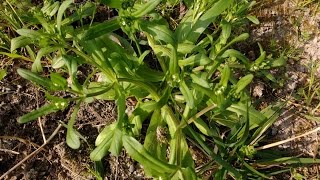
[57,0,73,33]
[16,29,42,39]
[62,55,83,91]
[190,73,210,88]
[247,15,260,25]
[66,102,81,149]
[10,36,32,52]
[123,135,177,175]
[193,117,214,136]
[135,65,164,82]
[81,18,120,41]
[95,123,117,146]
[235,74,253,94]
[91,128,115,161]
[109,128,123,156]
[144,110,167,161]
[50,73,67,89]
[139,20,174,45]
[132,0,161,18]
[17,68,54,90]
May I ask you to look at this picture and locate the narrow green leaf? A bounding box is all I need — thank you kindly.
[132,0,161,18]
[18,103,60,123]
[175,0,233,43]
[235,74,254,94]
[57,0,73,33]
[179,81,194,108]
[17,68,54,90]
[220,21,231,44]
[179,53,211,67]
[81,18,120,41]
[66,102,81,149]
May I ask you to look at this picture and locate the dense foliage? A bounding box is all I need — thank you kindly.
[3,0,319,179]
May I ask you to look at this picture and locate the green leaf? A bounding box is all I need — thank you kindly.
[61,2,96,26]
[247,15,260,25]
[11,36,32,52]
[50,73,67,89]
[109,128,123,156]
[144,110,167,161]
[269,55,286,67]
[32,46,62,72]
[67,120,81,149]
[139,19,174,45]
[220,21,231,44]
[221,49,250,66]
[0,69,6,81]
[171,167,197,180]
[178,53,211,67]
[179,80,194,108]
[16,29,43,39]
[131,0,161,18]
[175,0,233,43]
[95,123,117,146]
[123,135,177,176]
[18,102,67,123]
[57,0,73,33]
[17,68,54,90]
[91,128,115,161]
[81,18,120,41]
[235,74,253,94]
[227,103,266,129]
[100,0,122,8]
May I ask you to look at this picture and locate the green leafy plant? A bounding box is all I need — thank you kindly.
[4,0,319,179]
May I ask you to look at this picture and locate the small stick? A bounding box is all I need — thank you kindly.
[256,126,320,151]
[0,148,19,155]
[0,124,62,180]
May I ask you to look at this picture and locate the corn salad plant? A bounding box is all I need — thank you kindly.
[3,0,319,179]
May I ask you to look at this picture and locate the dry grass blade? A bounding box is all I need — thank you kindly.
[0,124,62,180]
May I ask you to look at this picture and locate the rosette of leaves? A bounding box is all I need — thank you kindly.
[11,0,293,179]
